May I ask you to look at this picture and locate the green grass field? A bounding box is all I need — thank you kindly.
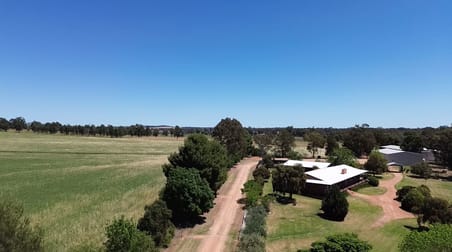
[396,173,452,202]
[264,180,417,252]
[0,131,182,251]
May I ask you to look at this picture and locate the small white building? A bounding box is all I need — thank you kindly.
[283,160,331,171]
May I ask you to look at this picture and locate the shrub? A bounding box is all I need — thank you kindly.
[242,206,267,238]
[137,200,175,247]
[411,162,432,179]
[321,186,349,221]
[399,224,452,252]
[242,180,263,207]
[0,200,43,252]
[309,233,372,252]
[104,216,157,252]
[396,186,416,201]
[162,168,214,220]
[287,150,303,160]
[239,205,267,252]
[364,150,388,174]
[239,233,265,252]
[253,167,270,180]
[420,197,452,225]
[367,176,379,186]
[401,188,428,213]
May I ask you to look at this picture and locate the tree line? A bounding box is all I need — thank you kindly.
[3,116,451,169]
[0,116,184,138]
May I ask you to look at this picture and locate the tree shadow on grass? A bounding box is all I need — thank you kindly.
[316,212,345,222]
[172,216,206,228]
[403,225,429,232]
[275,195,296,205]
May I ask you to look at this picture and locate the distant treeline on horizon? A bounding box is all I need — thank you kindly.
[1,116,451,142]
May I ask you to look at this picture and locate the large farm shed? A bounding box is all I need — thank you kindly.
[304,165,368,196]
[378,146,426,167]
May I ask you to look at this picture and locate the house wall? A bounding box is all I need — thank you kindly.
[304,175,366,197]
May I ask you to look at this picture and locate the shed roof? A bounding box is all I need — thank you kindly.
[378,148,404,155]
[381,145,402,150]
[283,160,331,169]
[305,165,367,186]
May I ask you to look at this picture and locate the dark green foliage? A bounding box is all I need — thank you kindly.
[253,166,270,180]
[238,233,265,252]
[9,117,27,131]
[212,118,250,163]
[287,150,303,160]
[173,126,183,138]
[401,185,431,213]
[327,147,358,167]
[435,129,452,169]
[396,186,416,201]
[0,117,10,131]
[272,165,306,198]
[343,124,377,157]
[326,134,339,156]
[321,186,349,221]
[104,216,157,252]
[367,176,379,186]
[364,150,387,174]
[309,233,372,252]
[411,162,432,179]
[399,224,452,252]
[262,154,274,168]
[305,131,326,158]
[420,197,452,225]
[164,134,230,192]
[401,132,424,153]
[0,200,43,252]
[137,200,175,247]
[274,128,295,158]
[242,180,263,207]
[162,168,214,220]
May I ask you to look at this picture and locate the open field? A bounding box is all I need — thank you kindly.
[264,179,417,252]
[0,131,183,251]
[396,173,452,202]
[294,138,326,159]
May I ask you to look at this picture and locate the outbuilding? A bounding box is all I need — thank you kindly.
[283,160,331,171]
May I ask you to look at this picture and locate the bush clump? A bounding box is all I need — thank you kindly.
[104,216,157,252]
[367,176,379,186]
[0,200,43,252]
[308,233,372,252]
[239,205,268,252]
[321,186,349,221]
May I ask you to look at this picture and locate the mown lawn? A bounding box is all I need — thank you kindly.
[396,173,452,202]
[0,131,182,251]
[264,181,416,252]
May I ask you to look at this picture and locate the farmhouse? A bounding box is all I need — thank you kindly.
[304,165,368,196]
[283,160,331,171]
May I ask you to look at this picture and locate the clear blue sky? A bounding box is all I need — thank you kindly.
[1,1,451,128]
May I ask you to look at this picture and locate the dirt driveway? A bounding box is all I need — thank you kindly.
[348,173,414,227]
[166,157,260,252]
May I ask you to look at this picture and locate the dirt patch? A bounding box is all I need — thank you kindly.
[347,173,414,227]
[166,157,260,252]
